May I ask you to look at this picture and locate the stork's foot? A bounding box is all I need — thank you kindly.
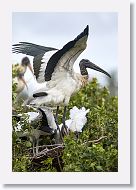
[61,124,68,136]
[32,148,36,157]
[35,147,39,155]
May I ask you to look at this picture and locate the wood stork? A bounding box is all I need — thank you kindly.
[14,108,56,156]
[12,25,111,130]
[13,57,34,100]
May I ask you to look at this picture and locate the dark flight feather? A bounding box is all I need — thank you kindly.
[44,25,89,81]
[33,92,48,98]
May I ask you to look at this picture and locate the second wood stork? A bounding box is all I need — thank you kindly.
[13,56,34,100]
[12,25,111,129]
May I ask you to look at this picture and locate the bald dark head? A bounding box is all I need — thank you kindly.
[21,56,34,75]
[21,57,30,66]
[79,59,111,78]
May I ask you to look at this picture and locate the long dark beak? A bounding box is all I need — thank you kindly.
[86,61,111,78]
[27,63,34,75]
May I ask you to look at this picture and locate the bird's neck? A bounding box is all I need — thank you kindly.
[23,65,27,72]
[80,75,88,87]
[79,64,88,78]
[20,65,27,72]
[79,64,89,87]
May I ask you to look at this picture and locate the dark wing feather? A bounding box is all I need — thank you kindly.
[12,42,57,56]
[33,53,45,80]
[33,92,48,98]
[12,42,58,80]
[45,25,89,81]
[38,108,54,134]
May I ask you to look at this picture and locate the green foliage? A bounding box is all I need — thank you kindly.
[40,158,57,172]
[12,67,118,172]
[63,79,118,172]
[12,111,32,172]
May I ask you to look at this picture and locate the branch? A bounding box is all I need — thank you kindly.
[29,136,107,159]
[28,144,63,150]
[83,136,107,145]
[32,145,64,159]
[39,145,63,155]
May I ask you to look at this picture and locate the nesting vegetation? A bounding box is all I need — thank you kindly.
[12,65,118,172]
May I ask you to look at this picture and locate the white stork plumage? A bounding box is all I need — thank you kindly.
[12,25,111,130]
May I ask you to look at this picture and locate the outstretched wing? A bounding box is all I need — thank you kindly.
[12,42,58,83]
[44,25,89,82]
[12,25,89,84]
[12,42,57,56]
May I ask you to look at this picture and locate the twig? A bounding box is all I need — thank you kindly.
[30,136,107,159]
[31,145,64,159]
[28,144,63,150]
[83,136,107,145]
[39,145,63,155]
[56,150,63,172]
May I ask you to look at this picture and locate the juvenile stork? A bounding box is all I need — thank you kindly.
[12,25,111,129]
[13,57,34,100]
[14,108,56,156]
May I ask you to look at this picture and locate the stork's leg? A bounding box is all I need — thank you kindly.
[36,138,39,155]
[62,106,67,127]
[54,129,62,144]
[55,106,61,131]
[62,106,68,135]
[32,141,36,157]
[54,106,63,142]
[55,106,59,124]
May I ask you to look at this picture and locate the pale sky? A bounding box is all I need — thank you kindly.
[12,12,118,85]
